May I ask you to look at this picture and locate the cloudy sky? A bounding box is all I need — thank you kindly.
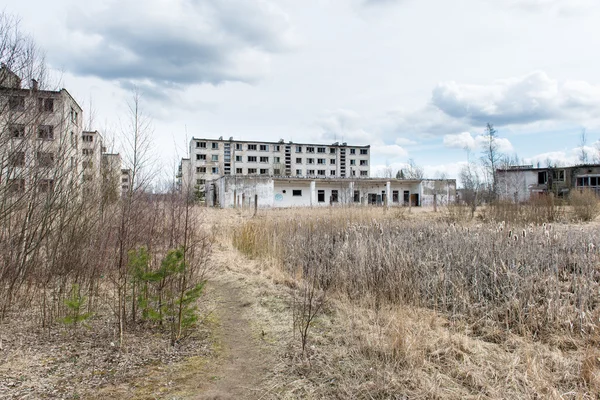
[7,0,600,181]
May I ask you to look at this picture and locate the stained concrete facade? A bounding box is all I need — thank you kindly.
[206,176,456,208]
[497,164,600,202]
[180,137,371,195]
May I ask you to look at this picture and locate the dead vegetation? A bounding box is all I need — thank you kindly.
[233,206,600,398]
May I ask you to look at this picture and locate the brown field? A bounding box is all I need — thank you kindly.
[2,204,600,399]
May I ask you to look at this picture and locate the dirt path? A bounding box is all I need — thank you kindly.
[195,253,275,399]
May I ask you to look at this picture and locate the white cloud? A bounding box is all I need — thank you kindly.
[394,137,418,146]
[502,0,594,15]
[371,144,408,160]
[432,71,600,127]
[443,132,513,152]
[525,144,600,167]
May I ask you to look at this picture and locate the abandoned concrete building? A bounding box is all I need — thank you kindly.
[177,136,456,208]
[179,137,371,187]
[205,176,456,208]
[496,164,600,202]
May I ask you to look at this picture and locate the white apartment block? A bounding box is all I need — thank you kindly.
[1,67,83,197]
[181,137,371,193]
[0,66,126,201]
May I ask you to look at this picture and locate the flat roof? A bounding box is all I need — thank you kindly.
[497,164,600,172]
[213,175,425,184]
[191,136,370,148]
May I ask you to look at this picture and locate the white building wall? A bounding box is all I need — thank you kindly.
[273,181,313,207]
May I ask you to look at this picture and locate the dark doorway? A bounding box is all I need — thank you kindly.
[403,190,410,205]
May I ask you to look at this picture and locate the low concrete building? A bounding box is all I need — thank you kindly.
[497,164,600,202]
[206,176,456,208]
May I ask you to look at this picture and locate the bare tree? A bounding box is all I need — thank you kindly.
[578,128,588,164]
[480,123,503,201]
[404,158,424,179]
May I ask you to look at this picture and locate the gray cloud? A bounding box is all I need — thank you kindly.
[431,71,600,127]
[59,0,296,90]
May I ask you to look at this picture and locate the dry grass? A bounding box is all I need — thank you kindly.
[229,206,600,398]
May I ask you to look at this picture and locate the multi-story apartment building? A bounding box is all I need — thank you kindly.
[1,66,84,197]
[180,137,371,193]
[1,66,127,201]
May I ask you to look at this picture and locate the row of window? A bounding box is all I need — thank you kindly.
[195,153,368,166]
[10,124,54,140]
[9,97,79,125]
[194,141,369,155]
[194,166,368,177]
[9,151,55,168]
[8,97,54,112]
[6,178,54,194]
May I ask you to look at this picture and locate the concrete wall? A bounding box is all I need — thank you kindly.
[421,179,457,207]
[273,181,313,207]
[209,176,457,209]
[215,176,274,208]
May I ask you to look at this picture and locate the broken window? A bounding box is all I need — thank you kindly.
[211,155,218,161]
[38,125,54,140]
[354,190,360,203]
[10,152,25,167]
[39,179,54,193]
[330,159,336,165]
[38,98,54,112]
[317,158,326,164]
[36,152,54,168]
[274,169,281,175]
[552,170,565,182]
[260,169,268,175]
[317,170,325,175]
[260,144,268,151]
[360,171,368,176]
[7,179,25,194]
[10,124,25,138]
[197,154,206,160]
[306,147,315,153]
[212,142,219,149]
[260,156,269,163]
[296,169,302,176]
[248,168,257,174]
[236,168,243,174]
[318,190,325,202]
[197,142,207,148]
[247,144,257,150]
[360,160,368,166]
[592,177,599,186]
[196,167,206,173]
[212,167,219,174]
[293,190,302,196]
[360,149,368,155]
[538,171,548,185]
[350,149,356,155]
[393,190,399,203]
[9,96,25,111]
[317,147,326,153]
